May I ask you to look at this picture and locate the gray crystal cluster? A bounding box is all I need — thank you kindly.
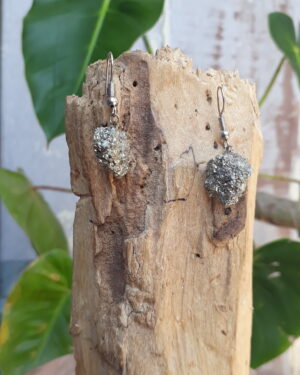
[93,126,131,178]
[204,151,252,206]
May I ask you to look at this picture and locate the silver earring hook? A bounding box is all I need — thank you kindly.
[217,85,230,151]
[105,52,119,125]
[217,86,225,117]
[106,52,113,92]
[106,52,115,99]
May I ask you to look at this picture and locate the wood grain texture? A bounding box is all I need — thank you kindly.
[66,47,263,375]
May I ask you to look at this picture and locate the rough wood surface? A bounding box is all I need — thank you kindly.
[65,47,263,375]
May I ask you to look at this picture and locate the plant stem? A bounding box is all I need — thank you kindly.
[259,57,286,107]
[142,35,154,55]
[259,173,300,185]
[256,174,300,237]
[256,191,300,230]
[32,185,72,193]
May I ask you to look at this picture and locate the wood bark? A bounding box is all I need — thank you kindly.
[65,47,263,375]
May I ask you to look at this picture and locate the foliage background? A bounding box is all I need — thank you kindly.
[1,0,300,374]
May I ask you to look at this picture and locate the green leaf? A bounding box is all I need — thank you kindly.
[0,249,72,375]
[0,169,68,254]
[268,12,300,84]
[251,239,300,368]
[23,0,164,142]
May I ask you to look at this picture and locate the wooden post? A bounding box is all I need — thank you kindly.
[66,47,263,375]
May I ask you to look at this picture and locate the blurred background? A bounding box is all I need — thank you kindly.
[1,0,300,374]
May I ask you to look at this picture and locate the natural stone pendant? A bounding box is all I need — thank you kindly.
[93,52,131,178]
[204,86,252,206]
[93,126,131,179]
[204,151,252,206]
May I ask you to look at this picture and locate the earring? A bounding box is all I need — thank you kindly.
[204,86,252,206]
[93,52,131,178]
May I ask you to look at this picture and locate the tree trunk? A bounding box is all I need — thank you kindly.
[65,47,263,375]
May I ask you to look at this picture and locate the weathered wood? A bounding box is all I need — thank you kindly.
[66,47,263,375]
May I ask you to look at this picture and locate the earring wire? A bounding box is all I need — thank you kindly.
[105,52,119,125]
[217,86,225,117]
[106,52,114,97]
[217,85,230,150]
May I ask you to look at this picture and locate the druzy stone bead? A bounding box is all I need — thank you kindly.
[204,151,252,206]
[93,126,131,178]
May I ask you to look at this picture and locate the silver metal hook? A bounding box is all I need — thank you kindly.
[106,52,114,97]
[105,52,119,125]
[217,85,230,150]
[217,86,225,117]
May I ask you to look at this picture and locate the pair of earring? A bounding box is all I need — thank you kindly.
[93,52,252,206]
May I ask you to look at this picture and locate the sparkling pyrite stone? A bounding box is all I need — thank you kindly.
[93,126,131,178]
[204,151,252,206]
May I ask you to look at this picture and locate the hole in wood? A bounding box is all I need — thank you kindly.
[224,207,232,215]
[206,89,212,104]
[205,123,211,130]
[133,80,138,87]
[194,253,202,258]
[154,144,161,151]
[214,141,218,149]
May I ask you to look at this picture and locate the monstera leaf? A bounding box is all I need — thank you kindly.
[0,249,72,375]
[269,12,300,85]
[23,0,164,141]
[251,239,300,368]
[0,169,68,254]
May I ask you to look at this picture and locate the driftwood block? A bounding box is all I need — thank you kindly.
[66,47,263,375]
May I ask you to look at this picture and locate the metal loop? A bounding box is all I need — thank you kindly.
[217,86,225,117]
[110,112,119,126]
[224,141,232,152]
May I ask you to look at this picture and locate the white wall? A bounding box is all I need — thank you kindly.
[1,0,300,373]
